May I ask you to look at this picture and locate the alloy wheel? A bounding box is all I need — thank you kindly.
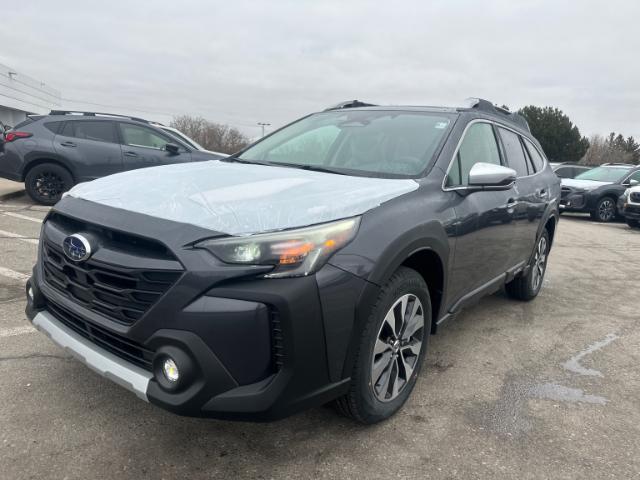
[598,199,615,222]
[34,172,65,200]
[531,235,548,291]
[370,293,424,402]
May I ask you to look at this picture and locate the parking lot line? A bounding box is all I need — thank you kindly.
[0,229,39,245]
[0,211,43,223]
[0,325,35,339]
[0,266,30,282]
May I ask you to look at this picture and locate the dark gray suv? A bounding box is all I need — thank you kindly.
[26,99,560,423]
[0,111,223,205]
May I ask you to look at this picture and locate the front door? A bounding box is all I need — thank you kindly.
[117,122,191,171]
[445,121,517,304]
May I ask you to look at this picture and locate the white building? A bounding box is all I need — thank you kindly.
[0,63,61,129]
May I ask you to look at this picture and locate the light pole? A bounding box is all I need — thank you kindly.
[258,122,271,137]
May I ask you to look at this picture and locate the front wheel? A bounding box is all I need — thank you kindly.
[592,197,617,222]
[333,267,431,424]
[24,163,74,205]
[506,230,550,301]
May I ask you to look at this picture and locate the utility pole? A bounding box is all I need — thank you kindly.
[258,122,271,137]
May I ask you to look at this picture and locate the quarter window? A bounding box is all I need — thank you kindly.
[498,127,529,177]
[523,138,545,172]
[446,122,501,187]
[120,123,171,150]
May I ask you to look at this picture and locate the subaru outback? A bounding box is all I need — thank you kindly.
[26,99,560,423]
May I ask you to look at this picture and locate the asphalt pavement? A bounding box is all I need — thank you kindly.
[0,178,638,479]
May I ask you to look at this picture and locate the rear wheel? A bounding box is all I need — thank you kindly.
[506,230,549,301]
[25,163,74,205]
[333,267,431,424]
[627,218,640,228]
[592,197,617,222]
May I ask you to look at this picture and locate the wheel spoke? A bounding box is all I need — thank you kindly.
[402,311,424,341]
[374,338,392,356]
[389,359,400,398]
[372,351,393,384]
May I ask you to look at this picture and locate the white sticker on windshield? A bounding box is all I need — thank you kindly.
[435,121,449,129]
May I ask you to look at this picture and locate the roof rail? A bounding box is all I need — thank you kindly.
[324,100,378,111]
[49,110,149,123]
[461,98,530,132]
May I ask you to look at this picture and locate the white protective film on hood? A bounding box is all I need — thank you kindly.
[67,161,419,235]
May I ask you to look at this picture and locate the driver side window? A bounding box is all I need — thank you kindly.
[446,123,501,187]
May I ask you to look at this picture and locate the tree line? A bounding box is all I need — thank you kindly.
[170,115,251,154]
[517,106,639,166]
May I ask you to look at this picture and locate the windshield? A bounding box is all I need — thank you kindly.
[239,110,455,178]
[574,166,631,182]
[161,127,205,151]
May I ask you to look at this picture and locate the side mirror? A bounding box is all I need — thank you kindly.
[165,143,180,155]
[468,163,517,190]
[630,179,639,187]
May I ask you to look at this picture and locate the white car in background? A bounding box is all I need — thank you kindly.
[153,124,227,157]
[621,183,640,228]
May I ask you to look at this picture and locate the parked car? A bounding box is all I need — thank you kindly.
[560,163,640,222]
[25,98,559,424]
[619,183,640,228]
[551,162,592,179]
[151,123,227,157]
[0,111,224,205]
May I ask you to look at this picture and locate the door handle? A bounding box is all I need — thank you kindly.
[124,151,138,157]
[536,189,548,199]
[60,141,76,147]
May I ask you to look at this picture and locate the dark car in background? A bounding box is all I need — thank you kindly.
[550,162,592,179]
[26,98,560,423]
[0,111,224,205]
[560,163,640,222]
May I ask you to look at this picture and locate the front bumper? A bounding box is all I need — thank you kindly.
[559,191,588,212]
[27,234,371,421]
[622,202,640,220]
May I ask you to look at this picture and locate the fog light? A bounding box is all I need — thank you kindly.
[162,358,180,382]
[27,286,34,301]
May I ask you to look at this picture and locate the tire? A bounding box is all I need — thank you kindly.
[506,229,550,301]
[24,163,74,205]
[592,197,617,223]
[627,218,640,229]
[333,266,431,424]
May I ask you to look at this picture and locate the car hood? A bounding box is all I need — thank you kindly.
[561,178,611,190]
[67,160,419,235]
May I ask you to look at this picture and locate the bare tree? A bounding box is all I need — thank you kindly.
[170,115,251,154]
[581,134,634,165]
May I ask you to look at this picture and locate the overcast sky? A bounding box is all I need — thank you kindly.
[3,0,640,138]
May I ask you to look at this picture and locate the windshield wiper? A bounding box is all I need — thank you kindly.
[219,157,273,167]
[270,162,348,176]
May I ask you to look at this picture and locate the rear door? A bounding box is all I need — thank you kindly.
[117,122,192,171]
[53,120,123,180]
[497,128,546,266]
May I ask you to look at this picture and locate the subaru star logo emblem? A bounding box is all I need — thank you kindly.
[62,234,92,262]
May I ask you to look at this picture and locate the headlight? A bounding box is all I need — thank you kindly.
[623,188,631,198]
[196,217,360,278]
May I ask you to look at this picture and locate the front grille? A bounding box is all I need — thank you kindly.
[41,213,183,326]
[630,192,640,203]
[270,309,285,371]
[47,299,154,371]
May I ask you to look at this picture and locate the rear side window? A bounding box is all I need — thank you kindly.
[523,138,545,172]
[498,127,529,177]
[61,121,117,143]
[447,122,502,187]
[44,121,63,134]
[13,118,34,130]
